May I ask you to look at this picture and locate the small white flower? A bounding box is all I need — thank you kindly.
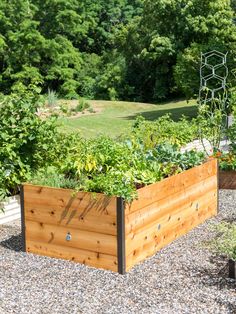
[5,169,11,176]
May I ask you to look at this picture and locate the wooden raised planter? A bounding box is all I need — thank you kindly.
[219,170,236,189]
[21,159,218,274]
[0,195,21,224]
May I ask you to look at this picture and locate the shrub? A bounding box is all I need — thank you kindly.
[210,222,236,261]
[74,98,90,112]
[47,89,58,107]
[59,103,70,115]
[0,94,61,201]
[128,114,198,150]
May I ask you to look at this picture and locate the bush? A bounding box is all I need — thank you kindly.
[0,94,61,201]
[74,98,90,113]
[47,89,58,107]
[128,114,198,150]
[210,222,236,261]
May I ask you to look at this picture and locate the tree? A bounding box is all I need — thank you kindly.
[118,0,236,101]
[0,0,143,98]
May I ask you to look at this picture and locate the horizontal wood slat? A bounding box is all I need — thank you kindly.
[126,159,217,213]
[125,175,216,235]
[22,158,218,273]
[126,201,217,270]
[25,206,117,235]
[0,195,21,224]
[23,184,117,217]
[26,240,118,272]
[26,220,117,256]
[125,190,217,256]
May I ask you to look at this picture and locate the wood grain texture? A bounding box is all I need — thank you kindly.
[125,175,217,235]
[25,204,117,236]
[25,220,117,255]
[125,158,218,271]
[219,171,236,189]
[23,184,117,236]
[24,184,117,217]
[126,159,217,213]
[22,159,218,273]
[23,184,118,272]
[126,192,216,256]
[26,240,118,272]
[126,202,216,271]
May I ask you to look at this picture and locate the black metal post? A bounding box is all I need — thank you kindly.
[116,197,126,275]
[20,185,26,252]
[229,259,236,279]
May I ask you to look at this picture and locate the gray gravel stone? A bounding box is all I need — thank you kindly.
[0,190,235,314]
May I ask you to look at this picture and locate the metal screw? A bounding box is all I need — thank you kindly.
[66,232,72,241]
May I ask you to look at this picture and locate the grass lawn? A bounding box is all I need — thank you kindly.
[59,99,198,138]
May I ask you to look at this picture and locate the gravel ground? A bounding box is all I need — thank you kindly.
[0,190,235,314]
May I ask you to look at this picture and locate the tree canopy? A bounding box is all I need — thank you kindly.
[0,0,235,101]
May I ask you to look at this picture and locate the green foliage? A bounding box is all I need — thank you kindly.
[210,222,236,261]
[75,98,90,112]
[47,89,58,107]
[30,167,78,189]
[216,115,236,170]
[58,99,91,116]
[0,0,235,101]
[59,103,70,116]
[117,0,236,101]
[197,108,227,153]
[0,94,61,201]
[31,136,206,201]
[0,0,143,99]
[175,43,236,99]
[217,152,236,171]
[129,114,197,149]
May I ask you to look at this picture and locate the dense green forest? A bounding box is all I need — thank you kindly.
[0,0,236,102]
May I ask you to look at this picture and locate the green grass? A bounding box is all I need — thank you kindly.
[59,99,198,138]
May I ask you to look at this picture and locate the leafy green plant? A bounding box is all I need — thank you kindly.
[0,94,63,202]
[88,107,96,113]
[148,143,205,171]
[59,103,70,115]
[128,114,198,150]
[47,89,58,107]
[30,167,78,189]
[214,114,236,171]
[210,222,236,261]
[76,98,91,112]
[31,137,206,202]
[216,151,236,171]
[197,90,229,156]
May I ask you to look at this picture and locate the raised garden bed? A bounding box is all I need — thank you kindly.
[219,170,236,189]
[0,195,21,224]
[21,159,218,274]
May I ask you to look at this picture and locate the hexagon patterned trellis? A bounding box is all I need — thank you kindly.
[199,50,228,105]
